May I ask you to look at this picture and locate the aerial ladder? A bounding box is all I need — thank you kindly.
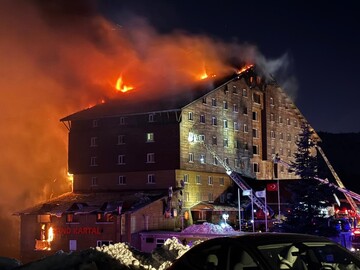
[273,148,360,216]
[200,141,274,216]
[315,145,360,215]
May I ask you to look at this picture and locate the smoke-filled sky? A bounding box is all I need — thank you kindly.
[99,0,360,133]
[0,0,358,258]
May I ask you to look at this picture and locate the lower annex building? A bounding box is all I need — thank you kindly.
[15,66,315,262]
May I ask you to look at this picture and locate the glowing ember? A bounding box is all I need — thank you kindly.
[115,75,134,93]
[236,64,254,74]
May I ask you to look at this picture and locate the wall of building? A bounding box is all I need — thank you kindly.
[73,170,177,192]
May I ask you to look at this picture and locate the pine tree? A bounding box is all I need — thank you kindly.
[282,124,335,235]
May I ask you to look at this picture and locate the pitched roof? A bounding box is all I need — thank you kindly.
[14,190,169,216]
[60,73,238,122]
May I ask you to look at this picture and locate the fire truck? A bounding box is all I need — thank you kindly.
[274,145,360,219]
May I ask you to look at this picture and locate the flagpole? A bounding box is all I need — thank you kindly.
[251,189,255,232]
[277,179,281,222]
[264,188,268,232]
[238,188,241,232]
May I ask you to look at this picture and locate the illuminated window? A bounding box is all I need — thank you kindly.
[200,154,206,164]
[212,116,217,125]
[91,177,97,186]
[92,119,98,128]
[233,104,239,112]
[147,174,155,184]
[66,213,77,223]
[253,145,259,155]
[96,213,115,223]
[184,174,189,183]
[117,135,125,145]
[146,132,154,142]
[211,98,217,106]
[35,223,53,250]
[188,112,193,121]
[90,137,98,147]
[196,175,201,184]
[148,114,155,122]
[223,119,228,128]
[118,175,126,185]
[223,101,228,110]
[200,114,205,123]
[189,153,194,163]
[146,153,155,163]
[253,163,260,173]
[117,155,125,165]
[90,157,98,166]
[208,176,213,185]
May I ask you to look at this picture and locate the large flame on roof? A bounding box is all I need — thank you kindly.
[115,75,134,93]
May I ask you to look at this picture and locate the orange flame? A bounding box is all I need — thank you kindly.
[115,75,134,93]
[48,227,54,243]
[236,64,254,74]
[198,64,216,80]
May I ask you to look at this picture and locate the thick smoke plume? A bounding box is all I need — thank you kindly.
[0,0,292,258]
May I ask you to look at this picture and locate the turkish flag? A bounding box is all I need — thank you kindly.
[266,183,278,192]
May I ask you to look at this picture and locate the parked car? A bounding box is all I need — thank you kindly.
[167,233,360,270]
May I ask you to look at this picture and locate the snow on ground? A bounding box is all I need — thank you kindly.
[1,222,234,270]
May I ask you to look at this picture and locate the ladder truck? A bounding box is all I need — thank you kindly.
[200,141,274,216]
[315,145,360,216]
[273,148,360,216]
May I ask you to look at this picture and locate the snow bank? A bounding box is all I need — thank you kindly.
[7,223,236,270]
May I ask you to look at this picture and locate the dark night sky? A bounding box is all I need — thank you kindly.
[99,0,360,133]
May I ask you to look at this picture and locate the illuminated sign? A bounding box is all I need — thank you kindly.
[54,227,101,235]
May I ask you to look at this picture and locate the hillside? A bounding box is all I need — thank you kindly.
[317,132,360,194]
